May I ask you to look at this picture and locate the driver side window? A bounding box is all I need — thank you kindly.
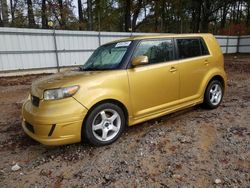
[133,39,174,64]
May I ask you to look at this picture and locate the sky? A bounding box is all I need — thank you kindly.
[72,0,87,16]
[72,0,78,15]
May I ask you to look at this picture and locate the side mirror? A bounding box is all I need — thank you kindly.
[132,56,149,67]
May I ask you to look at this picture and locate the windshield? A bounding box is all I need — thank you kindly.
[81,41,131,71]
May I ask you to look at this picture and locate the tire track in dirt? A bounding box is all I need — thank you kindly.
[195,123,217,187]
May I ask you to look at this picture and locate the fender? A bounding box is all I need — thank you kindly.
[72,71,133,122]
[198,67,227,99]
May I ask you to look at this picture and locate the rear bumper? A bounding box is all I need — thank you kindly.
[22,97,88,145]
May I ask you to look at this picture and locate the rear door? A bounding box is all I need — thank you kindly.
[176,37,211,103]
[127,38,179,118]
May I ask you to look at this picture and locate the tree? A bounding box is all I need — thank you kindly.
[27,0,36,27]
[220,2,231,29]
[246,0,250,26]
[0,0,249,34]
[87,0,93,30]
[235,0,243,24]
[0,2,2,26]
[0,12,2,27]
[10,0,17,24]
[0,0,8,26]
[124,0,131,32]
[200,0,227,32]
[58,0,66,28]
[154,1,160,32]
[78,0,84,30]
[200,0,212,32]
[42,0,48,28]
[189,0,202,32]
[131,0,143,31]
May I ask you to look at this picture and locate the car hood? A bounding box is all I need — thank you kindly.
[31,70,105,99]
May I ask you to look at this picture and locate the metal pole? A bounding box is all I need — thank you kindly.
[53,29,60,72]
[236,35,240,54]
[98,32,101,47]
[226,36,229,54]
[98,10,101,46]
[130,18,133,37]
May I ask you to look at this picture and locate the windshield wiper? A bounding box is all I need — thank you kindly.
[79,66,98,71]
[79,64,118,71]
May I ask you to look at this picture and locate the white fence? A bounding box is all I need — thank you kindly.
[216,35,250,53]
[0,27,249,75]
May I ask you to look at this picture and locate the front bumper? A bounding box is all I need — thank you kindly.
[22,97,88,145]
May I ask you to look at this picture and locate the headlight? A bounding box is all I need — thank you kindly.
[44,85,79,100]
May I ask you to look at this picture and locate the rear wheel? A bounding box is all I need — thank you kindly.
[203,80,224,109]
[83,103,125,146]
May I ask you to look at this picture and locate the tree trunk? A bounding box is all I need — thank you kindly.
[118,1,123,31]
[201,17,209,32]
[42,0,48,29]
[161,0,166,32]
[201,0,211,32]
[124,0,131,32]
[195,0,202,32]
[0,0,8,26]
[220,3,228,29]
[238,1,243,25]
[236,0,241,24]
[164,2,171,32]
[132,0,143,31]
[232,2,236,23]
[190,0,202,33]
[154,1,160,32]
[176,0,183,33]
[58,0,66,29]
[87,0,93,30]
[0,13,3,26]
[246,1,250,26]
[10,0,15,24]
[78,0,84,30]
[27,0,36,28]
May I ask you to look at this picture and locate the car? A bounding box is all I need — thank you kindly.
[22,33,227,146]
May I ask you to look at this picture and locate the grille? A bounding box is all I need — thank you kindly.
[25,121,35,133]
[31,95,40,107]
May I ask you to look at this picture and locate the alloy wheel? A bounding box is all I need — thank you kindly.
[92,109,121,142]
[209,83,222,106]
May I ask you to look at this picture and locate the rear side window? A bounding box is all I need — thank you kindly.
[177,38,209,59]
[200,39,209,55]
[133,39,174,64]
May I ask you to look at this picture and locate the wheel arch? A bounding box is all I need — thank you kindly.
[202,74,226,101]
[81,99,129,141]
[201,68,227,96]
[208,75,225,89]
[202,75,225,109]
[210,75,225,89]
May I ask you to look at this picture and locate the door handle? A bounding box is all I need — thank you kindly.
[204,60,209,65]
[169,66,177,73]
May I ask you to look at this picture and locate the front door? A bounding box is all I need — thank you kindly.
[127,39,179,118]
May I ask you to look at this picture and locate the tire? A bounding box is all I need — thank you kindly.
[83,103,125,146]
[203,80,224,109]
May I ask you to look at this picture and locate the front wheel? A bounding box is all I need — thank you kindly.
[203,80,224,109]
[83,103,125,146]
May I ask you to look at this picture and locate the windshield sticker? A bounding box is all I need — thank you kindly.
[115,41,131,47]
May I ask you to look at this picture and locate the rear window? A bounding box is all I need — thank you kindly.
[177,38,209,59]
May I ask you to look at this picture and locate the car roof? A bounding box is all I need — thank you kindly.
[109,33,212,43]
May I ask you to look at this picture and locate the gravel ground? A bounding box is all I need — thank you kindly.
[0,55,249,188]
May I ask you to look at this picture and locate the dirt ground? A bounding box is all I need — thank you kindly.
[0,55,249,188]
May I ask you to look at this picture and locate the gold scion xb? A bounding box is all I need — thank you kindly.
[22,34,227,146]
